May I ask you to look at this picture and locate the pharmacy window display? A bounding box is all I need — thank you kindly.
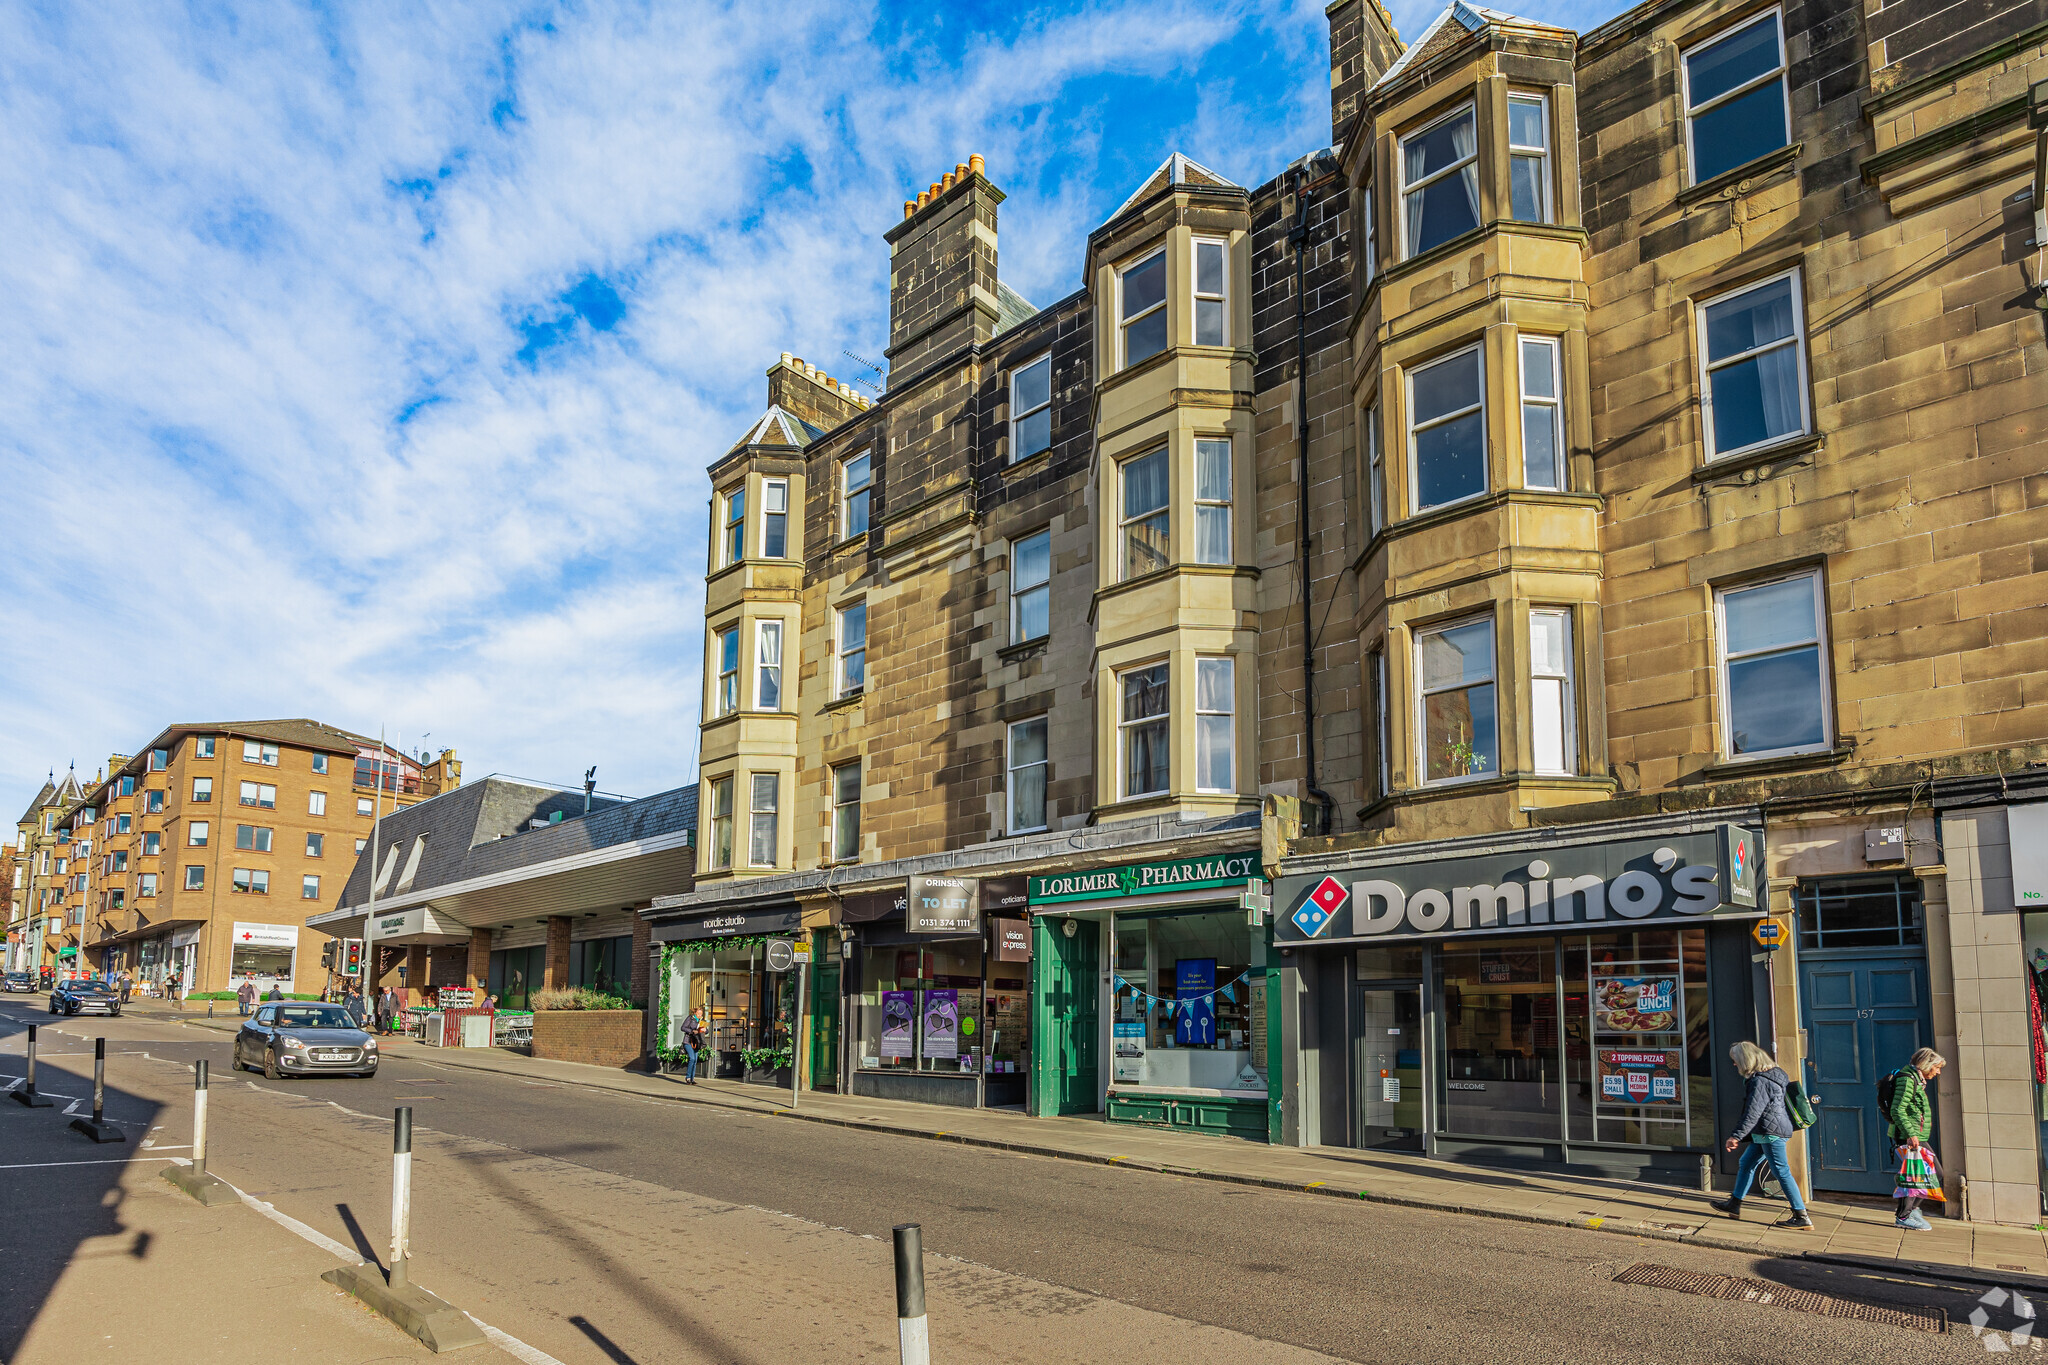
[1110,908,1267,1095]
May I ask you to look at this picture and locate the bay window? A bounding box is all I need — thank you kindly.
[722,484,746,565]
[1119,249,1168,367]
[1519,337,1563,490]
[1192,238,1227,346]
[1529,609,1576,774]
[1195,656,1235,793]
[748,774,779,867]
[1508,94,1550,223]
[1418,617,1497,783]
[1402,104,1479,257]
[1364,400,1384,533]
[754,621,783,711]
[762,479,788,558]
[714,627,739,717]
[1119,663,1171,798]
[709,776,734,870]
[1119,447,1170,578]
[1409,346,1486,511]
[1193,439,1232,565]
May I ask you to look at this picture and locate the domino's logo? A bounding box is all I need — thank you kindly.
[1293,876,1347,938]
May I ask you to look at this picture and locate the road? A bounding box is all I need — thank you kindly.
[0,999,2019,1363]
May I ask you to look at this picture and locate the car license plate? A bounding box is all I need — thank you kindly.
[315,1051,351,1062]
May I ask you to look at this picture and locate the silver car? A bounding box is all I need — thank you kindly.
[234,1002,378,1079]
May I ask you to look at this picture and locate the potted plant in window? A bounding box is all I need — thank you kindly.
[741,1045,793,1087]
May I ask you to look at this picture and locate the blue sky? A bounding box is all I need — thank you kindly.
[0,0,1628,816]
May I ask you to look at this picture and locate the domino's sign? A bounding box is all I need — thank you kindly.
[1274,824,1763,945]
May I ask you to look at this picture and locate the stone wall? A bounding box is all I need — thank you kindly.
[530,1009,647,1070]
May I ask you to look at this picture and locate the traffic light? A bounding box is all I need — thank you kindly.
[320,941,336,970]
[345,940,362,975]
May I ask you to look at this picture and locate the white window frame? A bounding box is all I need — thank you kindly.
[754,620,784,711]
[1117,247,1168,369]
[195,736,215,758]
[1414,615,1499,786]
[721,483,746,566]
[243,740,279,766]
[714,626,739,717]
[1191,237,1228,347]
[192,777,212,802]
[139,873,159,898]
[1518,336,1564,491]
[1009,354,1052,464]
[748,773,779,868]
[1713,569,1832,762]
[1006,716,1049,835]
[1194,655,1236,794]
[1399,101,1478,260]
[761,479,789,559]
[1529,608,1578,775]
[708,775,735,871]
[356,797,374,817]
[1506,92,1551,224]
[308,790,327,816]
[831,762,860,863]
[1407,343,1488,513]
[835,601,867,698]
[188,821,209,847]
[1010,530,1050,644]
[1696,266,1811,463]
[1364,399,1385,534]
[1118,446,1171,581]
[1371,646,1392,797]
[1117,661,1172,800]
[1360,183,1377,285]
[1680,8,1791,187]
[842,453,872,540]
[1192,438,1232,566]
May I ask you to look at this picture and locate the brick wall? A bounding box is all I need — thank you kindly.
[530,1009,646,1070]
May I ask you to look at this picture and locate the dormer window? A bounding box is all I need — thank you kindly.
[1118,249,1168,367]
[1401,104,1479,257]
[1508,95,1550,223]
[1683,10,1789,184]
[722,484,746,566]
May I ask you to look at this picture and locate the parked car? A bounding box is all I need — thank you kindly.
[234,1002,378,1079]
[3,972,34,993]
[50,979,121,1017]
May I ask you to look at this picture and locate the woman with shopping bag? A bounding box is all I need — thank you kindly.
[1710,1040,1815,1230]
[1883,1047,1947,1230]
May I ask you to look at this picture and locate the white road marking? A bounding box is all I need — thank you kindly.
[464,1314,570,1365]
[0,1157,178,1169]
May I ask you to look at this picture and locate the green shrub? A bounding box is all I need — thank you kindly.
[530,987,634,1011]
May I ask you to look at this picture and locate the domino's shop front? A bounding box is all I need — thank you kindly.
[1273,820,1771,1185]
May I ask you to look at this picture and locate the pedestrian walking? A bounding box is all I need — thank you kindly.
[166,969,182,1008]
[681,1008,706,1084]
[117,972,132,1004]
[264,982,283,1002]
[1711,1040,1814,1230]
[1883,1046,1948,1230]
[345,986,367,1029]
[237,979,256,1017]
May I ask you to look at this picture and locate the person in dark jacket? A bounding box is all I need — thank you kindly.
[1710,1040,1813,1229]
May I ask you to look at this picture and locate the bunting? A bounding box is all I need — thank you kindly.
[1112,970,1250,1016]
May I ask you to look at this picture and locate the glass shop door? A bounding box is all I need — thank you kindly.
[1354,984,1425,1151]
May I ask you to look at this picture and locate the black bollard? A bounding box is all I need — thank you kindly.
[70,1037,124,1143]
[12,1024,51,1107]
[894,1222,929,1364]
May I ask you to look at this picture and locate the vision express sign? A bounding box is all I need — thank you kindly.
[1275,825,1761,946]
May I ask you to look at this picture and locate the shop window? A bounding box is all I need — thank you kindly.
[1007,717,1048,834]
[1519,336,1563,490]
[1529,609,1576,775]
[854,940,984,1074]
[1401,103,1479,257]
[1119,662,1171,799]
[832,762,860,862]
[835,601,866,697]
[1110,908,1266,1093]
[1437,939,1560,1139]
[1560,929,1713,1147]
[1683,10,1789,184]
[1192,238,1227,346]
[1715,570,1829,759]
[1193,439,1231,565]
[1119,447,1170,579]
[708,776,734,870]
[754,621,783,711]
[1507,94,1550,223]
[1195,656,1235,793]
[721,483,745,566]
[842,452,871,538]
[668,943,796,1066]
[1010,530,1049,643]
[1698,269,1809,461]
[188,821,208,847]
[1417,617,1497,782]
[1010,355,1051,462]
[1408,345,1486,511]
[714,626,739,717]
[489,945,547,1010]
[748,774,779,867]
[762,479,788,558]
[571,935,633,996]
[1119,248,1168,367]
[1794,875,1924,950]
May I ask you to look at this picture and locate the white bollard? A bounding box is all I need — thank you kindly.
[894,1222,929,1365]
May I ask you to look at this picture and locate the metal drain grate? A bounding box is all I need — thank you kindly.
[1613,1263,1945,1333]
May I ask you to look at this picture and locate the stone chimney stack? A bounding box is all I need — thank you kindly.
[1327,0,1403,146]
[766,353,869,432]
[883,153,1002,379]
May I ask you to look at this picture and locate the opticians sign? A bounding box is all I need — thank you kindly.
[1029,852,1261,905]
[1274,825,1763,946]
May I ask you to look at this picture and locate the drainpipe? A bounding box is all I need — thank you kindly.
[1290,162,1338,837]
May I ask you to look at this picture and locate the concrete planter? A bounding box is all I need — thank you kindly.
[528,1009,646,1070]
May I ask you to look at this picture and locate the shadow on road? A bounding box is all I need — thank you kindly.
[335,1201,384,1270]
[570,1313,642,1363]
[0,1014,166,1361]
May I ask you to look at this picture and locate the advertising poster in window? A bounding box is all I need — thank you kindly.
[1175,958,1216,1046]
[880,990,914,1059]
[1113,1019,1145,1082]
[922,988,960,1060]
[1596,1048,1684,1105]
[1593,976,1676,1032]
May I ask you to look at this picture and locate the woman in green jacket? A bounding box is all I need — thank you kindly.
[1886,1046,1946,1230]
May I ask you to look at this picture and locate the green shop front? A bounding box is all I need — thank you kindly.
[1030,851,1276,1142]
[650,903,804,1083]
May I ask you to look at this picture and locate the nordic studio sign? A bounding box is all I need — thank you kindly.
[1273,825,1761,945]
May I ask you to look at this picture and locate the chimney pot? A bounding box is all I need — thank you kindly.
[917,188,931,208]
[941,170,956,191]
[904,200,915,218]
[954,162,968,181]
[969,153,984,176]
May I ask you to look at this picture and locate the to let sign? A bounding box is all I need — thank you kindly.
[908,874,981,935]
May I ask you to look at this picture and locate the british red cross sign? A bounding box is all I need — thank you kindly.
[240,931,254,941]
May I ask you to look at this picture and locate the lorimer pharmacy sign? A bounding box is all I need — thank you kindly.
[1030,852,1261,906]
[1274,825,1763,945]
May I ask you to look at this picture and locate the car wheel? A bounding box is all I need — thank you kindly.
[262,1048,281,1081]
[108,1007,119,1018]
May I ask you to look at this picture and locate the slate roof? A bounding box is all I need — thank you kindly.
[995,281,1038,335]
[1109,152,1244,221]
[728,403,826,456]
[16,777,59,828]
[1372,3,1571,90]
[337,776,698,911]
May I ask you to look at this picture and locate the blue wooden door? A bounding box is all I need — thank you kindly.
[1800,951,1934,1194]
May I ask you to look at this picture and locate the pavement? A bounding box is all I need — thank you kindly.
[125,998,2048,1287]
